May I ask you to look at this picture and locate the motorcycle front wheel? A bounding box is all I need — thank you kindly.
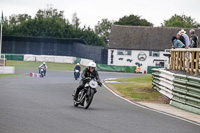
[74,101,79,107]
[83,89,95,109]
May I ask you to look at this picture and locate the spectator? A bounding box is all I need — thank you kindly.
[189,29,199,68]
[189,29,199,48]
[179,29,190,49]
[171,36,185,48]
[176,32,185,45]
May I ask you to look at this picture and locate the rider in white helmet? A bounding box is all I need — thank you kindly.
[39,62,47,76]
[74,62,102,101]
[74,63,81,79]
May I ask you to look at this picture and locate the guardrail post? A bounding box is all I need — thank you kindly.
[179,51,182,71]
[195,52,199,76]
[176,51,179,70]
[183,51,185,71]
[191,52,195,75]
[170,51,173,70]
[187,51,190,73]
[173,51,176,70]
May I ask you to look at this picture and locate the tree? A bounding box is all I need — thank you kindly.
[114,14,153,26]
[95,19,113,45]
[72,12,80,29]
[161,14,200,28]
[2,7,106,47]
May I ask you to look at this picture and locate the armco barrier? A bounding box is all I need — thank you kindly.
[24,54,36,61]
[152,68,200,115]
[80,58,93,66]
[0,66,15,74]
[24,54,76,64]
[96,64,136,73]
[152,69,173,99]
[148,66,163,74]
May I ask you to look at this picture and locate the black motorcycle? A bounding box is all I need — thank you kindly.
[73,78,101,109]
[40,68,45,78]
[74,69,80,80]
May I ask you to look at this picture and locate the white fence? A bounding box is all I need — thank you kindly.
[24,54,93,66]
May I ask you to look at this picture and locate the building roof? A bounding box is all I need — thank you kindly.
[108,25,200,51]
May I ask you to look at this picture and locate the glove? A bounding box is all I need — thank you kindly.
[98,81,102,87]
[84,77,91,81]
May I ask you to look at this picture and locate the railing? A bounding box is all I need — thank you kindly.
[170,48,200,76]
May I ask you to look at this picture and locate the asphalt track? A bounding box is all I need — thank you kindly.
[0,70,199,133]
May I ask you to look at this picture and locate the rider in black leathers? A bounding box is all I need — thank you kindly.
[39,62,47,76]
[74,62,102,101]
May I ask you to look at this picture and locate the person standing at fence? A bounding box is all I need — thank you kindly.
[171,36,185,48]
[189,29,199,68]
[179,29,190,49]
[189,29,199,48]
[176,32,185,45]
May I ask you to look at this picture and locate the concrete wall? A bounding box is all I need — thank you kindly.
[0,66,15,74]
[108,49,169,67]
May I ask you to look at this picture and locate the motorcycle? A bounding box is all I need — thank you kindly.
[40,68,45,78]
[73,78,101,109]
[74,69,80,80]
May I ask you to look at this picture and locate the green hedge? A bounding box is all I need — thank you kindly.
[96,64,136,73]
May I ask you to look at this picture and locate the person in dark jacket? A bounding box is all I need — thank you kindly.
[73,62,102,101]
[189,29,199,68]
[39,62,47,76]
[189,29,199,48]
[176,32,186,45]
[171,36,185,48]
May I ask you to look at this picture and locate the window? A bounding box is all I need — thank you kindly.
[117,50,132,56]
[149,51,160,57]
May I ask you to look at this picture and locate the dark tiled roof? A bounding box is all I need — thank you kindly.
[109,25,200,51]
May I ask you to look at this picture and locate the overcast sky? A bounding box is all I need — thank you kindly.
[1,0,200,28]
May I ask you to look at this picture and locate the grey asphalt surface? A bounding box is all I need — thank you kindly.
[0,70,199,133]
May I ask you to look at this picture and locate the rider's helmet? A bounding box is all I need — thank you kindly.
[77,63,80,66]
[43,62,46,65]
[88,62,96,69]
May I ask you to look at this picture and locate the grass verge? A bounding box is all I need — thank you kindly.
[6,60,86,71]
[0,74,21,78]
[107,75,162,102]
[1,60,86,78]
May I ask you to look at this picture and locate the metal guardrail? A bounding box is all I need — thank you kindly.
[152,68,200,115]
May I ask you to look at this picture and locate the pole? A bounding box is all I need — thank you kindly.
[0,22,2,57]
[0,23,2,59]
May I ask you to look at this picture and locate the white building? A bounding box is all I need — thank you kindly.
[107,25,185,69]
[108,49,169,67]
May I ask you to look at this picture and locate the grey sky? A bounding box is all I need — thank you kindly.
[1,0,200,28]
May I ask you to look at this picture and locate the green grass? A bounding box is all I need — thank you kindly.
[0,74,21,78]
[0,60,86,78]
[6,60,86,71]
[109,75,160,101]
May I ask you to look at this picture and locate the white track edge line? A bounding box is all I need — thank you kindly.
[103,83,200,126]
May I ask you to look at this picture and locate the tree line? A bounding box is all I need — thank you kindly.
[2,7,200,48]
